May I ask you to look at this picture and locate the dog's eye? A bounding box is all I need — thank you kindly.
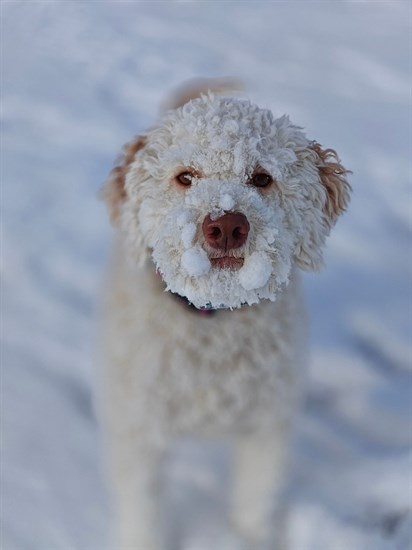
[175,172,194,186]
[249,172,273,188]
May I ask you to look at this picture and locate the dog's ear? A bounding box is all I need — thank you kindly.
[101,135,146,224]
[309,141,351,227]
[293,141,351,271]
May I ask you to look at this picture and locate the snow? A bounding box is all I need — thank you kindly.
[2,1,411,549]
[238,251,273,291]
[181,246,211,278]
[181,222,197,250]
[219,193,235,212]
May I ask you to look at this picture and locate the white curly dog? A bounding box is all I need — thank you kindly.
[99,79,351,549]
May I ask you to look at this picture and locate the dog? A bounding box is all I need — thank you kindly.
[99,78,351,549]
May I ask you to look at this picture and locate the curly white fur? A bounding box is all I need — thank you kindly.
[99,81,350,549]
[120,94,343,310]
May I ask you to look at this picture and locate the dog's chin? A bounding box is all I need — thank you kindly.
[210,257,244,270]
[157,258,291,311]
[151,235,293,310]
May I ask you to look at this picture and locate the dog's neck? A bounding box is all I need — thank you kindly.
[154,268,217,316]
[170,291,217,316]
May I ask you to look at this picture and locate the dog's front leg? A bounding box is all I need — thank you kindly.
[231,432,289,549]
[111,443,165,550]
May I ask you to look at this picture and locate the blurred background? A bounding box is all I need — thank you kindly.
[2,1,411,549]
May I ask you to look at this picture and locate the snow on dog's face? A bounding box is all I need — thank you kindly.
[103,93,350,309]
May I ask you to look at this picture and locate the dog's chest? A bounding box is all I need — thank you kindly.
[104,264,306,437]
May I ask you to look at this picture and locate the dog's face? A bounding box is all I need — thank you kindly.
[104,94,350,309]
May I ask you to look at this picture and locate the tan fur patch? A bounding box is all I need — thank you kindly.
[160,76,244,112]
[310,142,352,224]
[101,135,146,224]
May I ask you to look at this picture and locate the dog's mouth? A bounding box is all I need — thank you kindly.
[210,256,244,270]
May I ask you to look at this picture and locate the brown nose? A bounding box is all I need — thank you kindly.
[202,212,250,251]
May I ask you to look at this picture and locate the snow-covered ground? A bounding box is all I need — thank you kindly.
[2,2,411,549]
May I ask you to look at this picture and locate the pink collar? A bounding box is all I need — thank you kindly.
[170,291,217,316]
[155,268,217,316]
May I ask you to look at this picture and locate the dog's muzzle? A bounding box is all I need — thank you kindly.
[202,212,249,252]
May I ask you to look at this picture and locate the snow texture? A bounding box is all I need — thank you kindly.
[219,193,235,212]
[238,252,273,291]
[181,223,197,250]
[181,246,211,277]
[2,2,411,549]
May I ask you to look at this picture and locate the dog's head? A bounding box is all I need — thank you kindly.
[103,92,350,309]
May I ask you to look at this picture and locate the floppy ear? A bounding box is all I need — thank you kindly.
[310,141,352,227]
[101,135,146,224]
[293,141,351,271]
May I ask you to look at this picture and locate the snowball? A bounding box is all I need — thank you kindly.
[238,251,273,291]
[181,222,197,249]
[181,246,211,277]
[176,211,191,228]
[262,227,278,245]
[233,141,245,176]
[219,193,235,212]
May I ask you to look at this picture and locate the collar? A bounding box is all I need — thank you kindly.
[170,291,217,316]
[155,269,217,316]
